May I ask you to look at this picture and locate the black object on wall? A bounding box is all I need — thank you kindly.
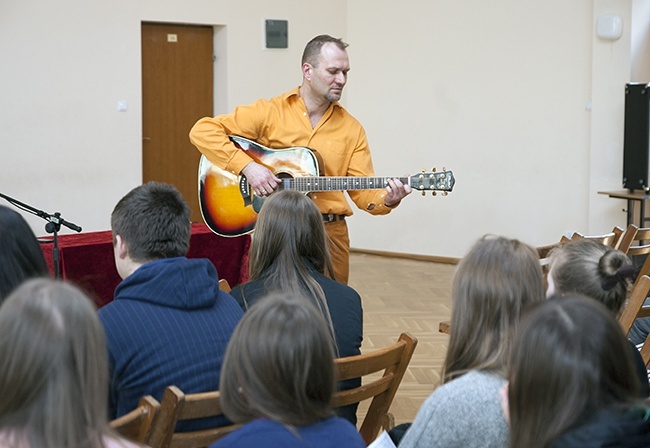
[265,20,288,49]
[623,82,650,191]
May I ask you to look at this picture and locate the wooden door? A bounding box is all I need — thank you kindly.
[142,23,213,223]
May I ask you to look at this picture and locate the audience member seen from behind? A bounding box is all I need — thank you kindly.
[210,294,365,448]
[399,235,546,448]
[505,295,650,448]
[546,239,648,397]
[0,278,140,448]
[0,205,49,302]
[229,190,363,424]
[97,182,243,428]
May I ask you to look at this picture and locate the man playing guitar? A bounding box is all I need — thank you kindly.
[190,34,412,284]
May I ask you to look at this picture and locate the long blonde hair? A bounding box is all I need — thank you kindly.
[442,235,545,382]
[0,279,117,448]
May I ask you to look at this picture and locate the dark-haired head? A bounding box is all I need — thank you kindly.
[507,294,640,448]
[219,293,336,426]
[302,35,348,67]
[548,239,636,314]
[0,205,49,302]
[111,182,191,263]
[250,190,333,280]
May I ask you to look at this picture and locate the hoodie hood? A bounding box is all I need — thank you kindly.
[114,257,221,310]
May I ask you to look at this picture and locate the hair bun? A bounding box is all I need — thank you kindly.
[600,264,637,291]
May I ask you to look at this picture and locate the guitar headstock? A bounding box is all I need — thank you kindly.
[410,169,455,195]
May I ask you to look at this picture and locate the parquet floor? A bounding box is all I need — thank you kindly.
[347,252,456,426]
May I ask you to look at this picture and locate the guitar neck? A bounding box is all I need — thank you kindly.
[284,176,406,192]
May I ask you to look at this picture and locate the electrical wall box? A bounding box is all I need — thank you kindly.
[265,20,288,49]
[596,14,623,40]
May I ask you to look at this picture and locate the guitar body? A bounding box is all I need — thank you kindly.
[199,136,455,237]
[199,136,320,237]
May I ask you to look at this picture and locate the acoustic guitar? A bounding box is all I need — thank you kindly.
[199,136,455,237]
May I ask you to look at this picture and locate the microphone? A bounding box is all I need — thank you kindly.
[49,212,83,233]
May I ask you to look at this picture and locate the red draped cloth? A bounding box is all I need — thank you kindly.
[40,223,250,308]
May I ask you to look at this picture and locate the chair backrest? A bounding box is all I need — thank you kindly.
[537,235,572,274]
[611,225,625,247]
[110,395,160,444]
[218,278,231,293]
[537,226,626,274]
[636,254,650,283]
[333,332,417,445]
[570,226,624,248]
[619,275,650,336]
[147,386,241,448]
[536,235,570,260]
[616,224,650,256]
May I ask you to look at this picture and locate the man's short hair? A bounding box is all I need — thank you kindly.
[111,182,191,262]
[301,34,348,67]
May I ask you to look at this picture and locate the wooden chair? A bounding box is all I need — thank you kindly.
[537,227,623,260]
[619,275,650,336]
[536,236,569,260]
[569,226,624,248]
[147,386,241,448]
[616,224,650,255]
[110,395,160,444]
[537,235,572,274]
[626,250,650,320]
[218,278,231,293]
[636,253,650,282]
[537,227,625,275]
[333,332,417,445]
[616,225,650,318]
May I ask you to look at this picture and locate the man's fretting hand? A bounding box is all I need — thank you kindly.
[384,177,412,207]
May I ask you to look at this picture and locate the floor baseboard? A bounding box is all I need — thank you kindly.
[350,247,459,265]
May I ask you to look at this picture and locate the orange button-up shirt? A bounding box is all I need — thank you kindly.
[190,87,393,217]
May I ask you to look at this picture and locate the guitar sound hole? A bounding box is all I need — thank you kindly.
[276,172,293,191]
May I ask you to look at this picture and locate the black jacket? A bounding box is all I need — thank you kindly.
[551,406,650,448]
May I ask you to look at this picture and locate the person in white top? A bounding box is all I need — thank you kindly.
[0,278,142,448]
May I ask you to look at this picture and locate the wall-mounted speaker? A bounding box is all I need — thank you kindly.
[623,83,650,191]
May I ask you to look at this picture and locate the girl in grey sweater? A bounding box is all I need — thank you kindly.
[399,235,546,448]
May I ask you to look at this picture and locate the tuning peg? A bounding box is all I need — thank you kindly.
[442,192,448,196]
[421,168,426,173]
[421,191,426,197]
[442,166,446,171]
[432,167,437,172]
[432,191,437,196]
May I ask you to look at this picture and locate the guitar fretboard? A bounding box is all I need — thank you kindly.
[282,176,409,192]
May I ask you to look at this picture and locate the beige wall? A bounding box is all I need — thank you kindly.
[348,0,646,257]
[0,0,345,236]
[1,0,648,258]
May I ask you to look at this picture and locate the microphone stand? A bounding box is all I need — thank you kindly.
[0,192,82,279]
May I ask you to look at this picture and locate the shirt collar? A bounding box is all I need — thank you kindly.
[284,86,342,109]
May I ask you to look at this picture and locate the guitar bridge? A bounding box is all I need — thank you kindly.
[239,175,252,206]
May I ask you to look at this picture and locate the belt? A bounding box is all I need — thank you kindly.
[322,214,346,222]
